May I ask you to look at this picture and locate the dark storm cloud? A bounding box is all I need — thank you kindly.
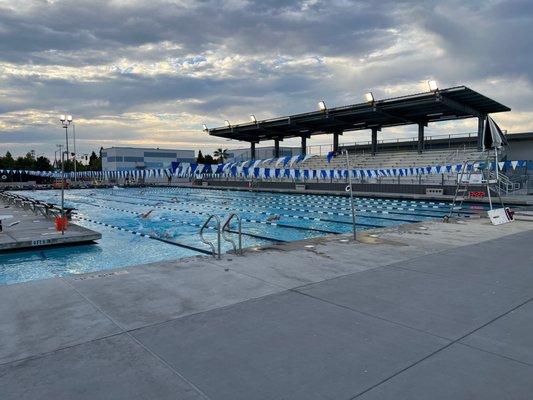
[0,0,532,157]
[0,0,401,63]
[418,0,533,81]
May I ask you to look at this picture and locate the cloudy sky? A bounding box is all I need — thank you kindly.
[0,0,532,158]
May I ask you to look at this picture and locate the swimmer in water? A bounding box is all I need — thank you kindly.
[160,230,174,239]
[170,197,179,203]
[139,209,154,219]
[266,214,281,222]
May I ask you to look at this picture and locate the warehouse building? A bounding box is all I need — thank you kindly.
[101,147,195,171]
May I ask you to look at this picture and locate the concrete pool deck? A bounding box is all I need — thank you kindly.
[0,200,101,251]
[1,217,532,399]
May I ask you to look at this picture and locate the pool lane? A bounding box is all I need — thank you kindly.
[126,186,453,214]
[80,193,384,229]
[67,194,354,241]
[103,189,449,221]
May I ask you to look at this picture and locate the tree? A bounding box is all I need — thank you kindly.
[88,151,101,171]
[213,148,229,163]
[203,154,215,164]
[196,150,205,164]
[0,151,15,169]
[35,156,53,171]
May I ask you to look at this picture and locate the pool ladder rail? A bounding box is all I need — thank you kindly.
[222,213,243,256]
[199,213,243,259]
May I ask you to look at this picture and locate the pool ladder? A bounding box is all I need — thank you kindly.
[199,213,242,259]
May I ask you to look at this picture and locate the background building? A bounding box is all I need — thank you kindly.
[101,147,195,171]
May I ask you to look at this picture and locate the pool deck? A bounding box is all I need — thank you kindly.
[0,201,101,251]
[1,217,532,399]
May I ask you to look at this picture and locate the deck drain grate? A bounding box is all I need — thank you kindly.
[71,270,129,281]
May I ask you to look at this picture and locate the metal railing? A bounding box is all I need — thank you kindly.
[199,214,222,259]
[222,213,243,255]
[0,192,64,219]
[489,171,523,195]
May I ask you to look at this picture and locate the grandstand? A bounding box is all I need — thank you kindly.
[203,86,532,196]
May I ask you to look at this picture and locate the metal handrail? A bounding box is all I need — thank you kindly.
[222,213,242,255]
[1,192,64,219]
[199,214,221,259]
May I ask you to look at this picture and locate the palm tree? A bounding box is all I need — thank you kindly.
[213,148,229,163]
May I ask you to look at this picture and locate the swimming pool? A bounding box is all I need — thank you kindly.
[1,187,462,285]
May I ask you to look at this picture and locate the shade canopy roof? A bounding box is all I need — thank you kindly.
[206,86,510,143]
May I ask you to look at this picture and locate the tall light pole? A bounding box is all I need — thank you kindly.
[56,144,65,236]
[60,114,73,177]
[72,123,77,182]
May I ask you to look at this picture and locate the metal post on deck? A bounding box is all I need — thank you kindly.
[344,150,357,241]
[418,123,425,154]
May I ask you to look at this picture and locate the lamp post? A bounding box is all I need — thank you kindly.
[72,123,77,182]
[60,114,73,180]
[59,114,72,153]
[56,144,65,236]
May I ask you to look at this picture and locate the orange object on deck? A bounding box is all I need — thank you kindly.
[54,215,69,231]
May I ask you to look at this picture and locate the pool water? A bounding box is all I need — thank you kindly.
[1,187,464,285]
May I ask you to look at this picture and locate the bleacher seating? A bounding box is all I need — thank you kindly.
[301,148,480,169]
[298,148,482,184]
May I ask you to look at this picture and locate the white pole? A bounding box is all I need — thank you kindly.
[73,124,77,182]
[344,150,356,241]
[59,145,65,236]
[494,147,499,182]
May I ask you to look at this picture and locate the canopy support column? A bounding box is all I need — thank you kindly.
[333,131,342,152]
[274,138,280,158]
[418,123,425,154]
[371,127,379,156]
[250,142,256,160]
[301,136,307,156]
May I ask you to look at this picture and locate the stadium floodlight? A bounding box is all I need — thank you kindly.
[66,115,73,122]
[202,124,208,131]
[364,92,374,103]
[60,114,66,122]
[250,114,257,123]
[318,101,327,111]
[427,80,438,92]
[224,119,231,127]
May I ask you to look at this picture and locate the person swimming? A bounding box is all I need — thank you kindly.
[266,214,281,222]
[139,209,154,219]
